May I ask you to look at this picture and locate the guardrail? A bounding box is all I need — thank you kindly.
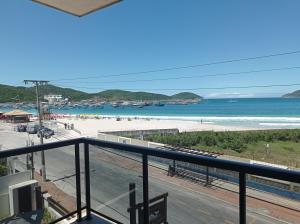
[1,137,300,224]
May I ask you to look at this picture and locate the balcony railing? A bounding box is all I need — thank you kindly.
[0,137,300,224]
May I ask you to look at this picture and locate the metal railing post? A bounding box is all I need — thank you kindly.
[75,143,82,221]
[206,166,209,185]
[84,142,91,219]
[142,154,149,224]
[239,172,246,224]
[129,183,137,224]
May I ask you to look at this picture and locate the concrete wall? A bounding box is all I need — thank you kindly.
[0,194,9,218]
[0,171,31,218]
[0,171,31,195]
[101,128,179,139]
[97,132,165,149]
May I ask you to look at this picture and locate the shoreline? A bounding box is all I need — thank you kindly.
[51,114,300,136]
[51,113,300,122]
[56,115,262,138]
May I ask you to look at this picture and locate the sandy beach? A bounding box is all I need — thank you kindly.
[57,116,256,137]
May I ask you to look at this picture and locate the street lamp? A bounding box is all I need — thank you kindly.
[32,0,122,17]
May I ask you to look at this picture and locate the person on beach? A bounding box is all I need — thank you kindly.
[64,123,67,129]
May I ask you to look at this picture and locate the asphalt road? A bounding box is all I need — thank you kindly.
[27,145,289,224]
[0,123,291,224]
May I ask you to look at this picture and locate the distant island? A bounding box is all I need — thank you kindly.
[0,84,202,103]
[282,90,300,98]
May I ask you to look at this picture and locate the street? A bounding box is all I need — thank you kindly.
[30,145,290,224]
[0,123,296,224]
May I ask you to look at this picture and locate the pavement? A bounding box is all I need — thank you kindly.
[0,121,299,223]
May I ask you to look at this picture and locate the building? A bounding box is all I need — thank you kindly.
[3,110,32,123]
[44,94,65,104]
[0,171,38,218]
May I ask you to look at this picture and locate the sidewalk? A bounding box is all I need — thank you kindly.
[34,172,78,214]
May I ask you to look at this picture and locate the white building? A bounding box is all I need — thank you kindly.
[44,94,65,104]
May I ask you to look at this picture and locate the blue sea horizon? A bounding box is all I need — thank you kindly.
[2,98,300,128]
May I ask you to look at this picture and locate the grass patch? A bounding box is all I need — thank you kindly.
[146,130,300,168]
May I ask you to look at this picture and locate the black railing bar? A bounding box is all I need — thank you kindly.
[0,138,84,158]
[239,172,246,224]
[96,146,168,172]
[1,137,300,183]
[75,143,82,222]
[90,208,123,224]
[142,154,150,224]
[84,142,91,219]
[86,138,300,183]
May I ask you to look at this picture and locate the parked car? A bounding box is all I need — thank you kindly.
[27,124,39,134]
[16,124,27,132]
[37,127,54,139]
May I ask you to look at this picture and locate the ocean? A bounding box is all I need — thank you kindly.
[47,98,300,129]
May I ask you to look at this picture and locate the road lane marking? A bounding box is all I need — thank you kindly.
[95,189,135,211]
[224,220,234,224]
[176,199,188,206]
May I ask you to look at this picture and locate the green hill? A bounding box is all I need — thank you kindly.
[92,90,171,101]
[39,85,89,101]
[171,92,203,100]
[0,84,202,103]
[282,90,300,98]
[0,84,36,103]
[0,84,89,103]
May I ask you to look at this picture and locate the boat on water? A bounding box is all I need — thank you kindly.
[111,103,120,108]
[132,102,146,108]
[154,102,165,106]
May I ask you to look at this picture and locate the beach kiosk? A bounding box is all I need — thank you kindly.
[4,110,32,123]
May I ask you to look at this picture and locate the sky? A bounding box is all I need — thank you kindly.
[1,0,300,98]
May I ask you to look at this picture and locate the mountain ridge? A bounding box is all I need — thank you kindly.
[282,90,300,98]
[0,84,203,103]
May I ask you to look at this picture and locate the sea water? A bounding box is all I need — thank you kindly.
[48,98,300,129]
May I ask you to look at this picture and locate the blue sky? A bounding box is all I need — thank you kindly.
[1,0,300,98]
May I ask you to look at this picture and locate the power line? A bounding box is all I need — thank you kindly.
[49,49,300,82]
[52,66,300,85]
[56,83,300,91]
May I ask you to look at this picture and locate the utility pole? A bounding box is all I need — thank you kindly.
[24,80,49,181]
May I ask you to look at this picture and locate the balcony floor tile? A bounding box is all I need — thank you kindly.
[71,214,116,224]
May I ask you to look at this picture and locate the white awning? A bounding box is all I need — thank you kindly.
[32,0,121,17]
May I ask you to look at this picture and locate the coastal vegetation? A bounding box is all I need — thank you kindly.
[0,84,202,103]
[146,129,300,167]
[0,159,7,176]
